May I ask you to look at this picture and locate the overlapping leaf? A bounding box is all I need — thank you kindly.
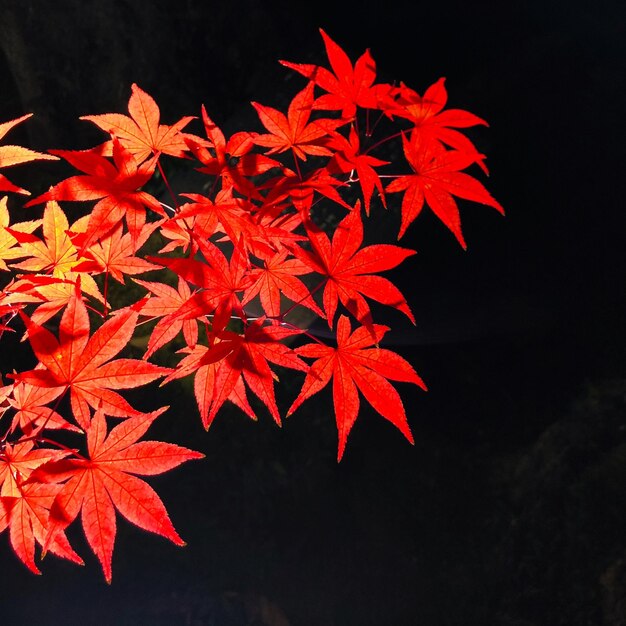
[280,29,387,119]
[0,441,82,574]
[25,138,164,251]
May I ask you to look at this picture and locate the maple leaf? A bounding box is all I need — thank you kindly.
[294,203,416,328]
[25,138,164,252]
[326,125,389,215]
[186,106,280,199]
[252,82,345,161]
[176,191,266,253]
[242,249,325,320]
[0,114,59,195]
[0,195,41,270]
[71,221,161,284]
[206,321,308,425]
[9,200,87,276]
[0,440,70,494]
[156,208,216,255]
[41,407,203,582]
[80,83,197,163]
[8,381,81,436]
[386,133,504,247]
[260,166,351,216]
[279,29,382,119]
[391,78,489,173]
[162,341,252,428]
[14,287,170,430]
[4,272,104,329]
[288,315,426,461]
[149,238,253,333]
[0,440,82,574]
[133,276,198,359]
[163,321,308,427]
[3,201,105,324]
[0,379,12,416]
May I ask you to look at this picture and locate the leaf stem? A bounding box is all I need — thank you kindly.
[157,160,180,212]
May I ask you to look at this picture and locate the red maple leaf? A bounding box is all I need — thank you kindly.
[175,191,267,254]
[149,237,253,333]
[252,81,345,161]
[386,133,504,246]
[8,381,80,436]
[279,29,383,120]
[14,286,170,430]
[160,340,246,428]
[186,106,280,199]
[391,78,489,173]
[133,276,198,359]
[164,320,308,427]
[71,221,161,284]
[25,138,164,252]
[0,440,82,574]
[259,165,351,216]
[40,407,203,582]
[80,83,197,163]
[288,315,426,460]
[326,125,389,215]
[242,249,325,320]
[294,203,416,328]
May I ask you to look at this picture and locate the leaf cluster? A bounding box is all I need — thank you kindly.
[0,29,501,580]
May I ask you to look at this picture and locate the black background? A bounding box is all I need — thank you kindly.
[0,1,625,624]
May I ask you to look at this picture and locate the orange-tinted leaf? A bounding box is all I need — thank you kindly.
[9,201,85,276]
[133,276,198,358]
[242,249,324,319]
[8,382,80,436]
[44,407,203,582]
[81,84,196,163]
[0,114,59,195]
[15,288,170,429]
[0,441,81,573]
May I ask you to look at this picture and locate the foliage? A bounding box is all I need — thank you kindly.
[0,29,502,581]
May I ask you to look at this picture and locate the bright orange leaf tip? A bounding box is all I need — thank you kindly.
[39,406,203,583]
[287,315,427,461]
[80,83,197,163]
[0,114,59,195]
